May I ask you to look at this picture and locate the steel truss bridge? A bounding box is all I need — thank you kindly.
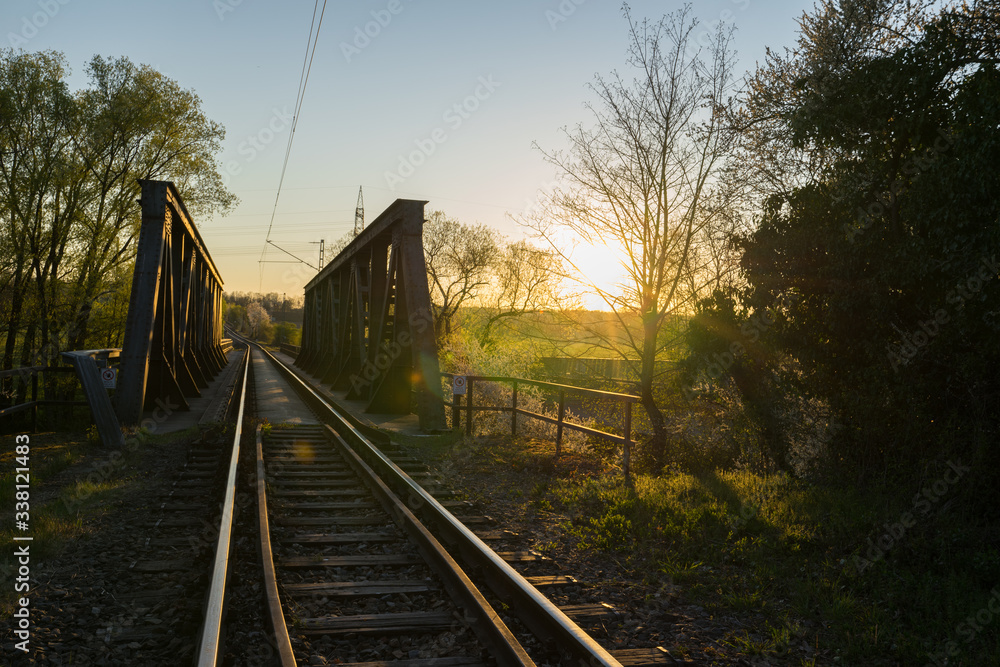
[64,181,443,445]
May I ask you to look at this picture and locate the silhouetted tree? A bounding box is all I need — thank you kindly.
[525,5,738,467]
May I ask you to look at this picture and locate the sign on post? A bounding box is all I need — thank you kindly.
[452,375,467,395]
[101,367,117,389]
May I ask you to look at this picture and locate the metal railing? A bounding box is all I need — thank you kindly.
[441,373,639,478]
[0,365,90,430]
[278,343,300,357]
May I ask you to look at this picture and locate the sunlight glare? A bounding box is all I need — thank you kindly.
[292,440,315,463]
[566,236,631,311]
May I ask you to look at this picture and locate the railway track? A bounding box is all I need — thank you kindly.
[187,339,676,666]
[64,345,252,664]
[257,422,532,664]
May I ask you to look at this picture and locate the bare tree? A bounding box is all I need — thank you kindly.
[476,240,565,347]
[423,210,500,338]
[523,4,737,466]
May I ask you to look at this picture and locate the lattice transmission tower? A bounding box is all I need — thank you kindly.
[354,186,364,236]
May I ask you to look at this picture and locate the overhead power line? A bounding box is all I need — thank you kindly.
[258,0,329,290]
[263,240,318,270]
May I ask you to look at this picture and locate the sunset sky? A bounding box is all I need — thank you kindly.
[3,0,812,300]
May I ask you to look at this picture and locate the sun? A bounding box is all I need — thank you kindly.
[563,235,632,311]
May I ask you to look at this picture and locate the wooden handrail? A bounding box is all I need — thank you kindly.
[442,372,636,478]
[0,365,77,379]
[1,364,104,431]
[440,371,640,402]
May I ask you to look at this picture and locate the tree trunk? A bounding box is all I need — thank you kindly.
[15,319,37,406]
[3,267,26,407]
[3,265,25,373]
[640,311,668,467]
[729,361,792,473]
[68,295,94,351]
[433,310,451,340]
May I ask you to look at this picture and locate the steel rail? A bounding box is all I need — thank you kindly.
[324,422,535,666]
[256,344,623,667]
[195,347,251,667]
[248,343,532,665]
[255,418,297,667]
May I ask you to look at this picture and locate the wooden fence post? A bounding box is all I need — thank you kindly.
[623,399,632,479]
[465,377,474,437]
[452,392,461,430]
[30,370,38,433]
[511,381,518,437]
[555,389,565,458]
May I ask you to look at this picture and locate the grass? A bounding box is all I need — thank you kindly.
[0,439,83,509]
[0,426,199,616]
[552,470,1000,665]
[411,434,1000,665]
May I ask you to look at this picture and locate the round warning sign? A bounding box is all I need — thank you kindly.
[452,375,467,395]
[101,367,117,389]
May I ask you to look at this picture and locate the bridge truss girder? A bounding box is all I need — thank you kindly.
[116,180,227,424]
[298,199,445,431]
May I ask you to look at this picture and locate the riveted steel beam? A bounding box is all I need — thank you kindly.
[117,180,226,425]
[299,199,445,430]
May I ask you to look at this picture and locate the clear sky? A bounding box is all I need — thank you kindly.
[3,0,812,300]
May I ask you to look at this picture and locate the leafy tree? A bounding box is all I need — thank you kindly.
[225,291,303,326]
[0,49,236,397]
[225,303,246,332]
[0,50,79,387]
[271,321,301,346]
[693,0,1000,476]
[245,301,271,339]
[65,55,236,349]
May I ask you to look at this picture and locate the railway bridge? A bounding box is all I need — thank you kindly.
[61,180,446,446]
[0,180,667,667]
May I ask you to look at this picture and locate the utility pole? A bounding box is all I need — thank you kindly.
[310,239,325,270]
[354,186,364,236]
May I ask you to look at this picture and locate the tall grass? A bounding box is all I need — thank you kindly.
[546,468,1000,664]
